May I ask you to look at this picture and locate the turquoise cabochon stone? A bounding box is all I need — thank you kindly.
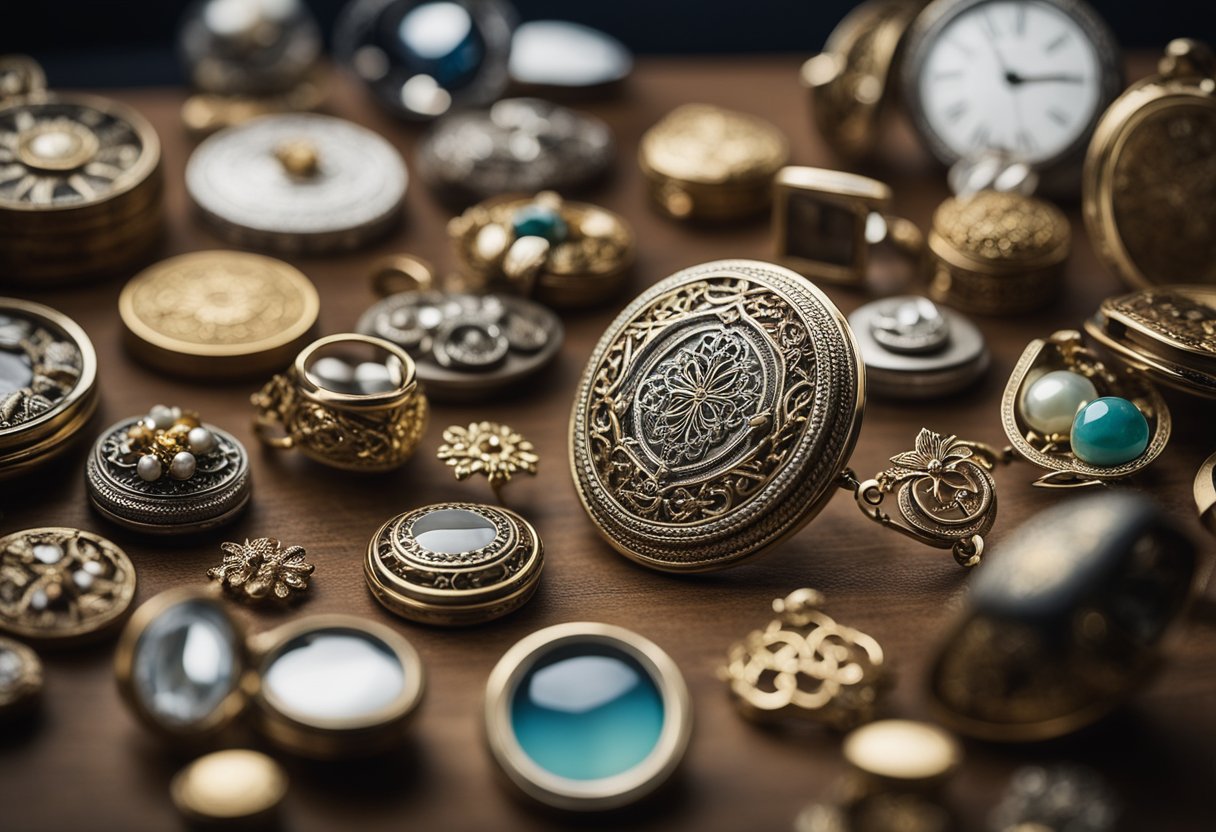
[511,647,664,781]
[1070,397,1149,467]
[511,204,569,245]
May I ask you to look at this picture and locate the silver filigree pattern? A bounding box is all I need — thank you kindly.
[0,313,83,430]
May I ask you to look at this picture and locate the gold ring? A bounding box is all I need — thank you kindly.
[251,333,428,472]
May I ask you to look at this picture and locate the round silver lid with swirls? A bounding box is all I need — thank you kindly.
[185,113,406,253]
[356,291,562,402]
[417,98,613,206]
[569,259,864,572]
[86,409,251,535]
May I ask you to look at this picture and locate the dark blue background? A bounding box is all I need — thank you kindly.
[2,1,1213,88]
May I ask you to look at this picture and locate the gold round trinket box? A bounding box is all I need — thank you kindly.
[0,298,98,480]
[449,191,634,309]
[0,59,163,285]
[928,190,1070,315]
[1084,39,1216,289]
[1085,286,1216,399]
[119,250,320,380]
[638,104,789,222]
[365,502,543,626]
[117,589,425,758]
[0,527,137,645]
[569,259,864,572]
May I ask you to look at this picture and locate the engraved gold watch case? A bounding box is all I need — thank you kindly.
[1083,39,1216,289]
[569,259,865,572]
[1085,286,1216,399]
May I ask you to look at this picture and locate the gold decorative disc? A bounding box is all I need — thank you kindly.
[119,250,320,379]
[569,259,864,572]
[0,527,137,644]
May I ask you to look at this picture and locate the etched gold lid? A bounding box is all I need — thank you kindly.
[119,250,320,380]
[569,259,864,572]
[931,191,1070,270]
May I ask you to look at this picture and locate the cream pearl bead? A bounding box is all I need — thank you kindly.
[137,454,162,482]
[187,426,216,455]
[147,404,178,430]
[1020,370,1098,435]
[169,451,197,480]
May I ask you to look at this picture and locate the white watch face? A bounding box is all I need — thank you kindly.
[917,0,1104,165]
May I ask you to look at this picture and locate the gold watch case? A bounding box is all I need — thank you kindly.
[569,259,864,572]
[365,502,543,626]
[115,588,425,759]
[638,104,789,222]
[0,298,98,481]
[1085,286,1216,399]
[1084,39,1216,289]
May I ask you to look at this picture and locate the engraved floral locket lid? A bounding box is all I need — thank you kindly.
[569,259,864,572]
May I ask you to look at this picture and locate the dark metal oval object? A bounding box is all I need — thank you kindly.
[928,491,1202,741]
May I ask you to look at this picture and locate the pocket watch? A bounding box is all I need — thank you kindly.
[901,0,1122,194]
[1083,39,1216,289]
[116,588,425,758]
[570,260,1005,571]
[0,57,164,285]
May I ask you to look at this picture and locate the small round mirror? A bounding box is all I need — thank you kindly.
[410,507,497,553]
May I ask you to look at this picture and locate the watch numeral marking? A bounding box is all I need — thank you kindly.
[1044,32,1069,53]
[981,10,999,38]
[935,70,964,81]
[945,101,969,123]
[970,125,991,149]
[1016,129,1037,153]
[1016,5,1027,36]
[1047,107,1069,126]
[949,37,974,56]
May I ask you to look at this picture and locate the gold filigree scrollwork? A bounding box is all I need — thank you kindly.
[850,428,999,568]
[721,588,886,730]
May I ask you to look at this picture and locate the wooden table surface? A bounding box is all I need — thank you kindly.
[2,55,1214,832]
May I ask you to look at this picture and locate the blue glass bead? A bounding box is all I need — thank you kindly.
[1070,397,1149,467]
[511,204,568,244]
[510,648,664,781]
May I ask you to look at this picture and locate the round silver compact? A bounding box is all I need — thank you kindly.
[416,98,613,207]
[116,589,425,758]
[186,113,407,254]
[484,622,692,811]
[335,0,515,121]
[356,291,562,402]
[86,405,251,535]
[365,502,543,625]
[509,21,632,95]
[849,296,988,399]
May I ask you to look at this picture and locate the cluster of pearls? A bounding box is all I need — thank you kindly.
[130,405,218,483]
[1018,371,1149,467]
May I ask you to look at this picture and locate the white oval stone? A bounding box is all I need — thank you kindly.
[170,451,197,480]
[1020,370,1098,435]
[137,454,163,481]
[33,543,64,564]
[148,404,178,430]
[188,426,217,455]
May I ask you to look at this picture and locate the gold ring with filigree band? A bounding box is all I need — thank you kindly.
[251,333,428,472]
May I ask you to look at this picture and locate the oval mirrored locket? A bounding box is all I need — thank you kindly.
[366,502,543,625]
[115,589,425,758]
[484,622,691,811]
[569,259,864,572]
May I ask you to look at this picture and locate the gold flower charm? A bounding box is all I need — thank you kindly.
[208,538,314,604]
[437,421,539,501]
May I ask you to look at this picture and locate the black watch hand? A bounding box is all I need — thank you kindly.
[1005,71,1084,85]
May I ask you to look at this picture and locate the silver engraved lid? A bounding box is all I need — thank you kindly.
[185,113,407,254]
[416,98,613,207]
[86,414,251,535]
[849,296,989,399]
[356,291,563,402]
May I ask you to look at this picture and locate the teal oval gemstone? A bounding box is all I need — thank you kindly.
[1070,397,1149,467]
[511,646,664,781]
[511,204,568,244]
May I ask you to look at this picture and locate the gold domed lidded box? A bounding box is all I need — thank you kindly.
[569,259,863,572]
[928,191,1070,315]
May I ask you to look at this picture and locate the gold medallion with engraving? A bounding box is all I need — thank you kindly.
[1084,39,1216,288]
[638,104,789,221]
[0,527,136,645]
[119,250,319,380]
